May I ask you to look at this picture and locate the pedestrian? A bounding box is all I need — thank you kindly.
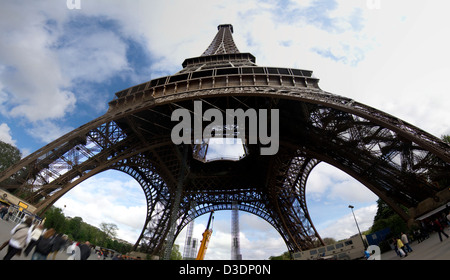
[49,233,67,260]
[401,232,413,253]
[2,217,33,260]
[24,224,44,256]
[391,238,402,257]
[432,218,449,242]
[67,241,81,260]
[3,207,11,221]
[396,237,408,257]
[31,228,56,260]
[413,229,423,243]
[0,205,8,219]
[79,241,91,260]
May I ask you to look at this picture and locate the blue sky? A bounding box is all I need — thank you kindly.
[1,1,450,259]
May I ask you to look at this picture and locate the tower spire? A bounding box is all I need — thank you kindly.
[180,24,256,72]
[202,24,240,56]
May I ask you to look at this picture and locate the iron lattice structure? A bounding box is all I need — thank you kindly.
[1,24,449,255]
[231,201,242,260]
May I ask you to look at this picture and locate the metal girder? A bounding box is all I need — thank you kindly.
[1,24,449,258]
[0,88,448,256]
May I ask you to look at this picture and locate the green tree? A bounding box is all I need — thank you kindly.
[0,140,23,194]
[371,199,408,234]
[442,135,450,144]
[39,206,133,254]
[43,206,67,233]
[322,237,337,245]
[369,199,410,252]
[99,222,118,246]
[67,216,83,240]
[100,222,118,239]
[373,199,395,221]
[269,251,291,260]
[171,244,183,260]
[83,223,99,244]
[0,140,21,172]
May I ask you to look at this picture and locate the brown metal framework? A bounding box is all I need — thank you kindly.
[1,24,449,256]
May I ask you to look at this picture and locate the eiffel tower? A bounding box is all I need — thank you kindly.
[1,24,449,257]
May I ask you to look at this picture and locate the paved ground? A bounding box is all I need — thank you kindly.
[0,218,106,260]
[380,229,450,260]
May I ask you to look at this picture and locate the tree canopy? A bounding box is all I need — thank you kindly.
[0,140,21,172]
[43,206,133,254]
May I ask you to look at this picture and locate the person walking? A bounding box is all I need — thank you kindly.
[0,205,8,219]
[432,218,449,242]
[49,233,67,260]
[79,241,91,260]
[396,237,408,257]
[2,217,33,260]
[24,224,44,257]
[67,241,81,260]
[401,232,413,253]
[31,228,56,260]
[391,238,404,258]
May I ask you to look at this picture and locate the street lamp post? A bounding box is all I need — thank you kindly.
[348,205,366,248]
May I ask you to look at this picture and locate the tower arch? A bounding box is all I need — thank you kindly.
[1,24,449,256]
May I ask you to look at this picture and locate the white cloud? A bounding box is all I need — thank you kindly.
[54,171,147,243]
[25,120,74,144]
[57,29,131,83]
[307,162,378,203]
[0,2,75,122]
[0,123,16,146]
[305,162,378,242]
[319,204,377,241]
[239,213,287,259]
[315,1,450,138]
[328,179,378,203]
[0,2,137,144]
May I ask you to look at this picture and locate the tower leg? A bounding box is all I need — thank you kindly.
[163,145,188,260]
[231,201,242,260]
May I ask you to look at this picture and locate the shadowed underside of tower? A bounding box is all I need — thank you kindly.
[1,24,449,257]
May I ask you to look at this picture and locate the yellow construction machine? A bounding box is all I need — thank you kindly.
[196,211,214,260]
